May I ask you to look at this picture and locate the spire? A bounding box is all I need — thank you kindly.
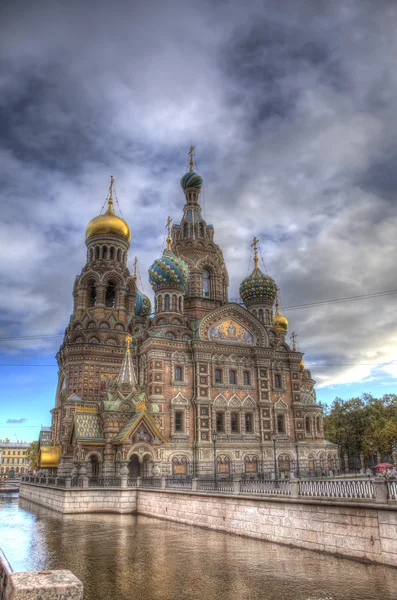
[118,334,137,386]
[166,216,172,251]
[290,331,297,351]
[107,175,115,214]
[133,256,138,283]
[188,145,195,171]
[273,295,288,331]
[251,236,259,269]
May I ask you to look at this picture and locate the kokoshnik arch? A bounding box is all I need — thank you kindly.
[43,151,338,478]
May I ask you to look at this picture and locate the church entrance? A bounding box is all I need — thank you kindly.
[128,455,141,478]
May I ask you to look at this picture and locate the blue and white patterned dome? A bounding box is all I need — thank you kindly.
[135,288,151,317]
[148,249,189,292]
[239,267,277,306]
[180,171,203,191]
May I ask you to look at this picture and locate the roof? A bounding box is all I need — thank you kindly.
[111,408,167,444]
[70,413,106,444]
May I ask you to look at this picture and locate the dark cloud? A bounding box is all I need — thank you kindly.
[0,0,397,396]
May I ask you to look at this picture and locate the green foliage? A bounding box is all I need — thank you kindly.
[26,441,39,469]
[323,394,397,457]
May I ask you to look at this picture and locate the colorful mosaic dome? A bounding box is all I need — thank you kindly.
[135,289,151,317]
[148,249,189,292]
[239,267,277,306]
[180,171,203,191]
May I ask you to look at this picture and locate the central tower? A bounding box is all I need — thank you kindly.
[171,147,229,319]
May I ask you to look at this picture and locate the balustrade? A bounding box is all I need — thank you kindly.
[299,478,375,499]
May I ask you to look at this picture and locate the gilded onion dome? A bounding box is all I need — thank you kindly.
[240,238,277,307]
[273,297,288,331]
[135,288,151,317]
[86,176,131,242]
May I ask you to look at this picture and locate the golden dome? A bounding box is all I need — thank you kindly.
[300,360,305,370]
[273,297,288,331]
[86,200,131,242]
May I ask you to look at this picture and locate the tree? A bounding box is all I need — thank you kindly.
[323,394,397,458]
[26,441,39,470]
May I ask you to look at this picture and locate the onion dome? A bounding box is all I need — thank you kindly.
[273,297,288,331]
[180,171,203,191]
[239,237,277,307]
[300,360,305,370]
[86,176,131,242]
[149,248,189,292]
[135,288,151,317]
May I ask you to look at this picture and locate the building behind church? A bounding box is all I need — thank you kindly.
[41,153,338,479]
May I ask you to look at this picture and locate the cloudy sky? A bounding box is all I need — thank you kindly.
[1,0,397,442]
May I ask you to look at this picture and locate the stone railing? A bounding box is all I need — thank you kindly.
[0,546,83,599]
[20,475,397,504]
[299,478,375,500]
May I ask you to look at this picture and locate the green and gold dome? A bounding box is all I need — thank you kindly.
[239,238,277,307]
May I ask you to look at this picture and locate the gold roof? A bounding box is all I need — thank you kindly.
[39,446,61,468]
[85,176,131,242]
[273,297,288,331]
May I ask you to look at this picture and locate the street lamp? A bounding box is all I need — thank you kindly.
[295,440,300,479]
[271,433,279,488]
[212,429,218,489]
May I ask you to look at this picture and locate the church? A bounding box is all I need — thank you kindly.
[43,149,338,479]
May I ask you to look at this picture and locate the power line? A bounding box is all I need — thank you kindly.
[1,287,397,343]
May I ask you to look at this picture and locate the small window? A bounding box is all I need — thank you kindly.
[229,370,237,385]
[231,412,239,433]
[165,294,170,310]
[277,414,285,433]
[215,369,222,384]
[175,366,183,382]
[202,269,211,298]
[245,413,253,433]
[183,223,189,237]
[216,412,224,433]
[243,371,250,385]
[259,309,263,322]
[305,416,311,433]
[274,374,282,389]
[175,411,183,432]
[105,280,116,307]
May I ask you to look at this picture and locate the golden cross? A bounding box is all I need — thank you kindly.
[251,236,259,268]
[166,216,172,250]
[133,256,138,280]
[188,146,195,171]
[109,175,114,199]
[125,333,132,350]
[290,331,297,351]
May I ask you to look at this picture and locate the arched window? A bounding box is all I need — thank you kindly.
[178,296,182,312]
[258,309,264,322]
[105,280,116,307]
[199,223,204,237]
[164,294,170,311]
[88,281,96,307]
[95,246,100,260]
[183,223,189,237]
[243,371,250,385]
[175,366,183,381]
[103,246,108,260]
[305,416,311,433]
[110,247,115,260]
[277,414,285,433]
[229,370,237,385]
[202,269,211,298]
[215,369,222,384]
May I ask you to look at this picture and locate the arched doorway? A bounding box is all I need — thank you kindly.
[128,455,141,478]
[89,455,100,478]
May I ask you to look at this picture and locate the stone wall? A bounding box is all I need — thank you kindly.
[20,483,397,567]
[137,489,397,568]
[19,483,137,514]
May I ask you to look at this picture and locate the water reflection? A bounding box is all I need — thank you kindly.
[1,494,397,600]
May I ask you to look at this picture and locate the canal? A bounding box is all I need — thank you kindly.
[1,493,397,600]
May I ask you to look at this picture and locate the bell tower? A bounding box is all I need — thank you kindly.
[55,177,137,412]
[171,147,229,319]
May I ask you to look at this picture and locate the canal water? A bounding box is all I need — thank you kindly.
[1,493,397,600]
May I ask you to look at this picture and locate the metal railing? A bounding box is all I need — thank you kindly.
[140,478,162,488]
[127,478,137,487]
[240,479,291,496]
[88,477,121,487]
[386,480,397,500]
[71,478,83,488]
[165,478,193,489]
[197,479,234,493]
[299,478,375,500]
